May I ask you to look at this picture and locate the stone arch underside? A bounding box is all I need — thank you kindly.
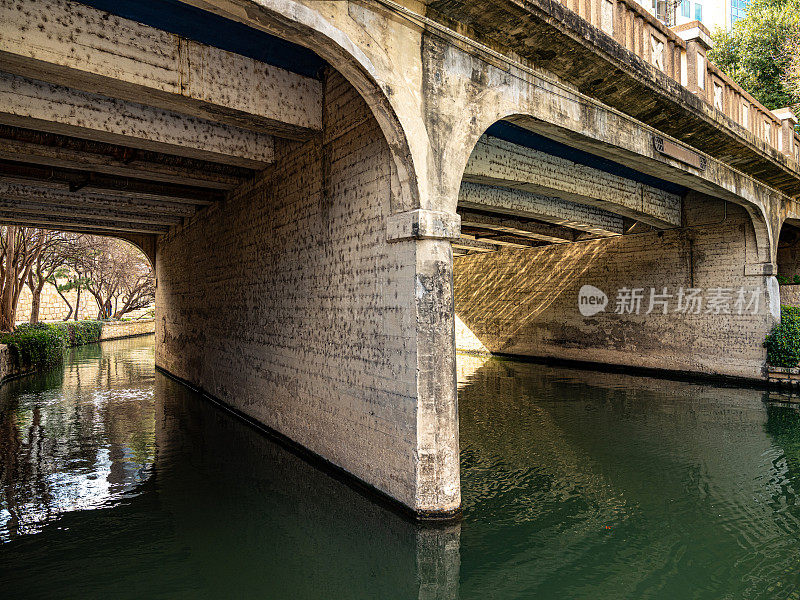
[447,98,781,381]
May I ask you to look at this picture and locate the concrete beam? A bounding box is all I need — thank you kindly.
[0,0,322,140]
[464,135,682,228]
[458,209,576,243]
[0,161,220,205]
[0,181,197,218]
[452,237,499,252]
[0,135,249,190]
[0,211,169,234]
[469,235,537,248]
[459,182,624,237]
[0,72,275,168]
[0,198,182,227]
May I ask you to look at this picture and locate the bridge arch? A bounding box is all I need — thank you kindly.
[177,0,423,212]
[450,104,778,380]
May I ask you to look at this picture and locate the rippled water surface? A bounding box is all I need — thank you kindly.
[3,339,800,599]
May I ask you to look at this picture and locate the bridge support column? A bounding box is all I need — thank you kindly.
[154,69,460,519]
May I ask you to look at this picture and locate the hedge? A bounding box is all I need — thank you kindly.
[0,320,105,371]
[764,306,800,367]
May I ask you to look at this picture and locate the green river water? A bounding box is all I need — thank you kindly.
[2,337,800,599]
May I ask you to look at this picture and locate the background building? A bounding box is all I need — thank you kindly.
[641,0,750,30]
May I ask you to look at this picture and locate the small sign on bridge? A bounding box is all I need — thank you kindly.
[653,135,708,171]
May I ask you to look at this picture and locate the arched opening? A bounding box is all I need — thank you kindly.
[776,221,800,306]
[452,116,776,383]
[0,227,156,327]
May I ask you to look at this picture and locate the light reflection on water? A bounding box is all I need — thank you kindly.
[2,340,800,599]
[0,340,155,540]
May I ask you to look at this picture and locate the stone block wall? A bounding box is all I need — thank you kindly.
[454,196,776,380]
[777,231,800,278]
[15,283,153,323]
[779,285,800,307]
[154,70,452,514]
[100,319,155,341]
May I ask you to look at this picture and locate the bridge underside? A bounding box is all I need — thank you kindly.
[451,125,778,381]
[0,0,792,519]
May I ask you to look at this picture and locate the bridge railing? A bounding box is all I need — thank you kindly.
[555,0,799,164]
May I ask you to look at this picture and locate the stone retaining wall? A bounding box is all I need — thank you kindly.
[766,366,800,390]
[780,285,800,307]
[0,319,155,384]
[15,283,153,323]
[99,319,155,341]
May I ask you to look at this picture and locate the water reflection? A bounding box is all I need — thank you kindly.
[6,339,800,599]
[457,356,800,599]
[0,337,460,600]
[0,341,155,540]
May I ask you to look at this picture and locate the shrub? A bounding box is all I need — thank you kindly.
[58,320,104,346]
[778,275,791,285]
[782,305,800,321]
[1,325,67,370]
[2,320,106,372]
[764,307,800,367]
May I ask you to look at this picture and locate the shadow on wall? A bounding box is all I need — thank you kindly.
[454,238,611,352]
[452,200,774,380]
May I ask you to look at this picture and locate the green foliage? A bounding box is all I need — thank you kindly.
[60,321,104,346]
[776,274,800,284]
[1,325,67,370]
[1,321,105,372]
[764,305,800,366]
[709,0,800,110]
[782,305,800,320]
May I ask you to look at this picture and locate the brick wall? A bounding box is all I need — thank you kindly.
[155,70,431,511]
[454,195,776,380]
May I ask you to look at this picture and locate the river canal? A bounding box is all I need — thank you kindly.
[2,337,800,598]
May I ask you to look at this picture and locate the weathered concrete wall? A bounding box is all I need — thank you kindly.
[777,232,800,278]
[454,195,777,380]
[155,70,458,517]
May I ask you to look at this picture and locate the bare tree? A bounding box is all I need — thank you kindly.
[0,227,59,330]
[26,231,72,324]
[48,266,74,321]
[0,230,153,329]
[72,237,154,320]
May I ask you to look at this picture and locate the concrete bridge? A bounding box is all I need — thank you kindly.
[1,0,799,519]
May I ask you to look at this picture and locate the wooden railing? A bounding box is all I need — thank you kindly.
[555,0,800,164]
